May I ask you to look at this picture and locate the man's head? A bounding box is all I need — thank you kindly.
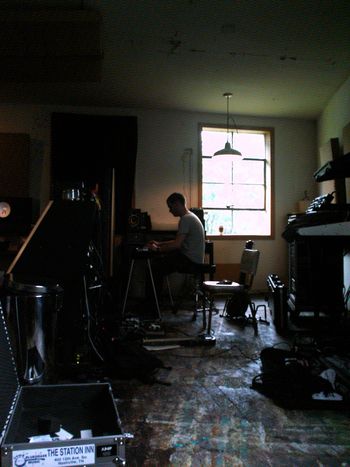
[166,192,187,217]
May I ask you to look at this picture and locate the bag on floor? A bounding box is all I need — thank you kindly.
[251,346,344,409]
[225,290,249,319]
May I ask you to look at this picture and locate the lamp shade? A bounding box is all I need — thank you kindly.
[214,142,241,156]
[213,92,242,157]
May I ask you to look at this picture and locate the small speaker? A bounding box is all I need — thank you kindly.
[128,209,151,231]
[128,209,142,230]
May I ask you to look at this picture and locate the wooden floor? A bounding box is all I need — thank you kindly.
[109,297,350,466]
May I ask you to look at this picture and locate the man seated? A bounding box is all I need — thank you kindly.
[146,192,205,310]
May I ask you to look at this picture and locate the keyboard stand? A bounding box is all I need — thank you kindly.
[122,249,162,321]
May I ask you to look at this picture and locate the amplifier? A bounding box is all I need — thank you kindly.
[267,274,288,335]
[190,208,205,229]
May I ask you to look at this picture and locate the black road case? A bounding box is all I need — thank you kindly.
[0,301,132,466]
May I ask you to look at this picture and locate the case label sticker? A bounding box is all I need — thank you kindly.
[13,444,96,466]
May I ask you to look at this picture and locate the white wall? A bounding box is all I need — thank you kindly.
[318,75,350,151]
[136,110,317,290]
[0,105,52,206]
[318,75,350,298]
[0,104,317,290]
[317,76,350,200]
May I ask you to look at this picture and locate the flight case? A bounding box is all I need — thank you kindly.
[0,301,132,466]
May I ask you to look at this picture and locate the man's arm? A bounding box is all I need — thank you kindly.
[147,233,186,253]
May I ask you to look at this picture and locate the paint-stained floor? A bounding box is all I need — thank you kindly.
[111,297,350,466]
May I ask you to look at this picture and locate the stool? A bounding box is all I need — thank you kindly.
[202,280,241,339]
[167,263,216,329]
[4,273,63,385]
[203,281,269,335]
[191,263,217,328]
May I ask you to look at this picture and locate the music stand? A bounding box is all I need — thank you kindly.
[7,200,98,283]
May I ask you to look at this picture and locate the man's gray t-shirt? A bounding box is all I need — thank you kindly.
[178,212,205,263]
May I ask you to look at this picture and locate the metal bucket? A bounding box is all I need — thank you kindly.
[4,274,63,385]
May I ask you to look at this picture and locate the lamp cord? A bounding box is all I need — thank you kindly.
[225,92,239,141]
[226,94,230,142]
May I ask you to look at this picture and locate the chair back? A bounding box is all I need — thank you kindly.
[239,248,260,290]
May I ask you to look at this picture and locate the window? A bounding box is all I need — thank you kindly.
[199,125,273,237]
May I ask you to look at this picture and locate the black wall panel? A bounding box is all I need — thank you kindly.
[50,113,137,276]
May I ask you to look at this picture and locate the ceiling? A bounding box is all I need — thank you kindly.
[0,0,350,119]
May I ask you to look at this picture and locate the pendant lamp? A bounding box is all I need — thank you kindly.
[213,92,241,157]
